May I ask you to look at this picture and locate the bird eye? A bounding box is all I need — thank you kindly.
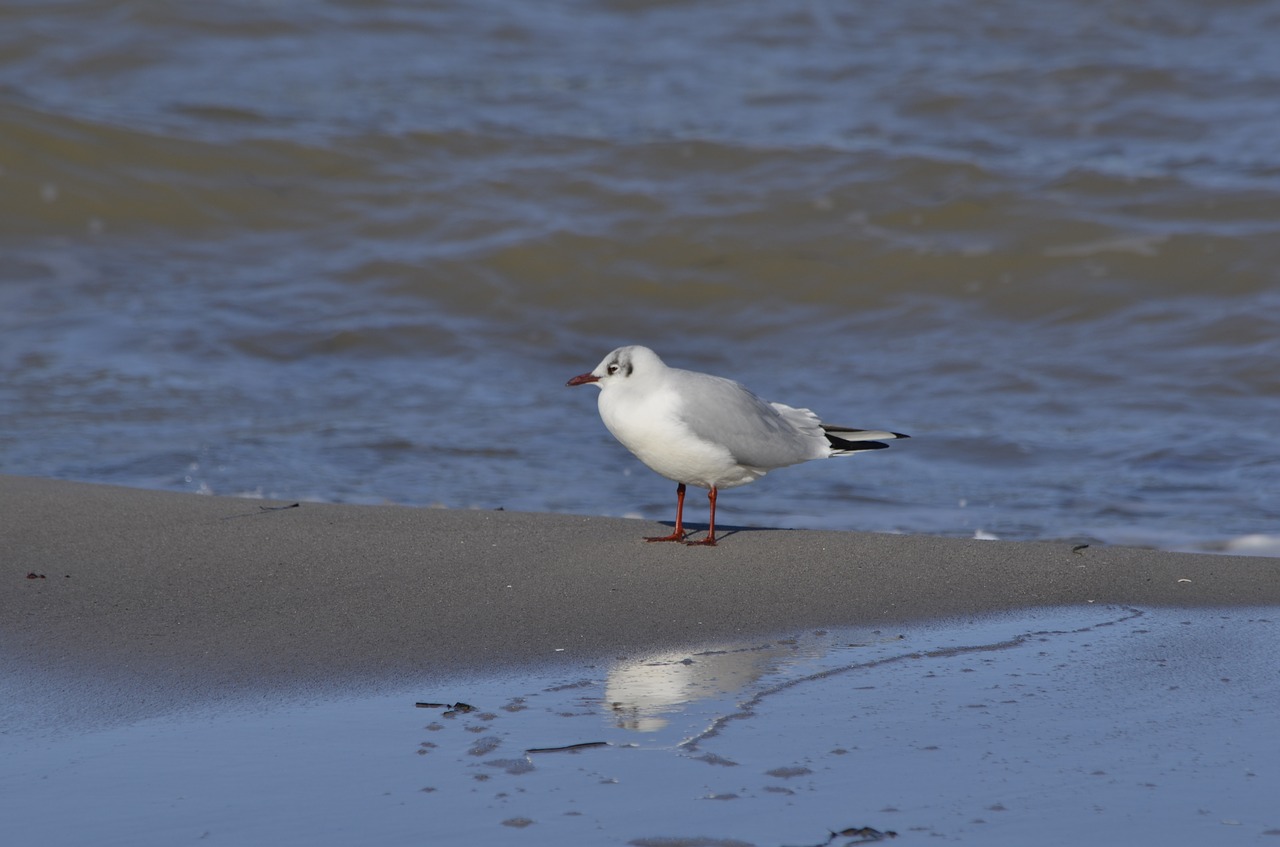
[607,363,620,374]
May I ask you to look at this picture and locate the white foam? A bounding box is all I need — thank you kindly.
[1221,533,1280,557]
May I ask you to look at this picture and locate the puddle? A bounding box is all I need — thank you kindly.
[4,606,1279,845]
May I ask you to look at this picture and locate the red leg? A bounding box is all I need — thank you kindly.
[645,483,687,542]
[685,486,718,546]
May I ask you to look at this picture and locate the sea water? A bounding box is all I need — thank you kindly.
[2,1,1279,552]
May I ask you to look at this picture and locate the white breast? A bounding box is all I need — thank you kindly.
[597,383,763,489]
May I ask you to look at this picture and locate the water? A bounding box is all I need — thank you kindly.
[3,1,1279,551]
[5,608,1279,845]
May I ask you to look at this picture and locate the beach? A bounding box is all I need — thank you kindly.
[7,473,1279,719]
[6,2,1280,841]
[5,475,1280,844]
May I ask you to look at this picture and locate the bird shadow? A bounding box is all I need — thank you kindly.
[648,522,789,544]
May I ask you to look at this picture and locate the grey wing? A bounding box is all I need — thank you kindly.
[671,370,826,469]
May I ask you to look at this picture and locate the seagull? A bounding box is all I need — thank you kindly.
[567,345,908,546]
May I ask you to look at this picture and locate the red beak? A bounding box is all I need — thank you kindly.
[566,373,600,387]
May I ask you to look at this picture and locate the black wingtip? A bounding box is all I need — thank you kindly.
[821,425,910,440]
[825,435,891,452]
[819,424,911,445]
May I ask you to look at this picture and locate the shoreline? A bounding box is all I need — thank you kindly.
[5,474,1279,726]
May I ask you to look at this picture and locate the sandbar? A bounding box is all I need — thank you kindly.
[4,474,1279,728]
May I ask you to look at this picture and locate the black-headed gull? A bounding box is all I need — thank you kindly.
[567,345,908,546]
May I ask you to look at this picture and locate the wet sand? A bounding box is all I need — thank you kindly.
[5,473,1279,726]
[6,474,1280,844]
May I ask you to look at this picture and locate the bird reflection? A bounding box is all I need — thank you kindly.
[603,644,797,732]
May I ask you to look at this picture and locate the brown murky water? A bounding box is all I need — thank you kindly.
[3,1,1279,550]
